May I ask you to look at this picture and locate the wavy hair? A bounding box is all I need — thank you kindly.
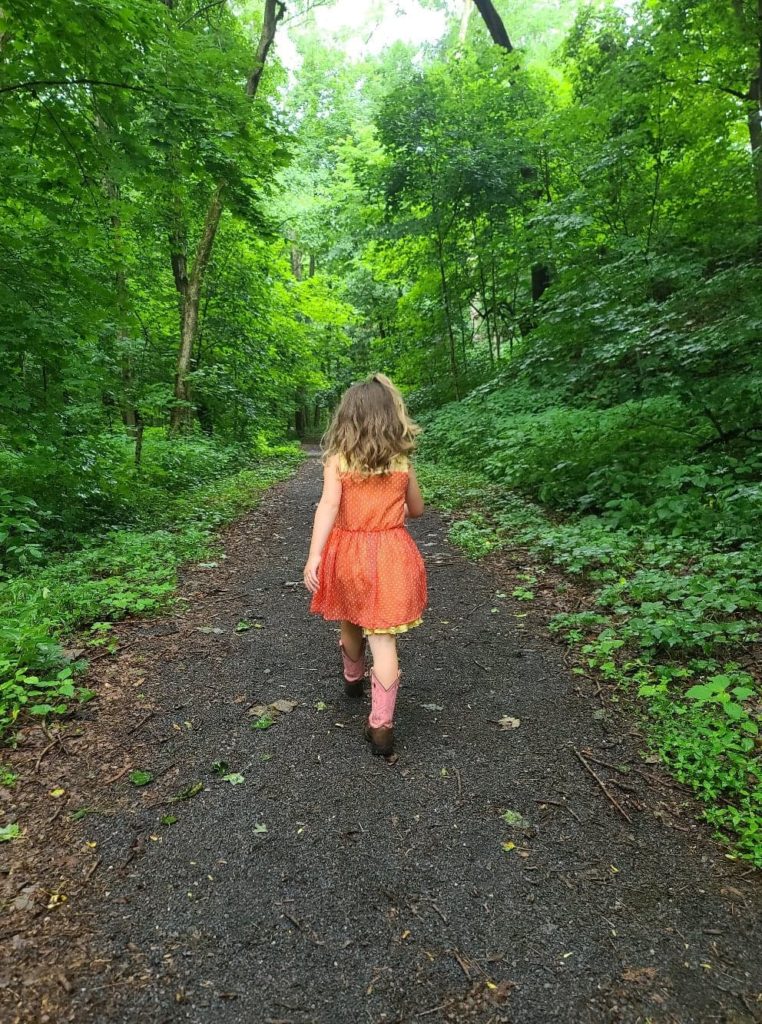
[322,373,421,474]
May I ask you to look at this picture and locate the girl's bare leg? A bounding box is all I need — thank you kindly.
[340,620,364,661]
[367,633,399,688]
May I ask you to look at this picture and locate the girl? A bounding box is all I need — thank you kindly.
[303,373,427,757]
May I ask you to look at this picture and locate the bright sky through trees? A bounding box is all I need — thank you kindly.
[278,0,448,67]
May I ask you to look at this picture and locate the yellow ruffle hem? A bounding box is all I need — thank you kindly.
[362,617,423,637]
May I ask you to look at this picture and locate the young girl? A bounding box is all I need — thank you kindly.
[303,373,427,757]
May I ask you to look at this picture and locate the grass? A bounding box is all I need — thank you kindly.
[0,448,304,742]
[417,456,762,867]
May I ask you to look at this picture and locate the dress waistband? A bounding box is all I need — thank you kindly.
[333,524,405,534]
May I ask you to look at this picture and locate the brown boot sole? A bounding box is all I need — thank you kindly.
[344,679,364,698]
[364,723,394,757]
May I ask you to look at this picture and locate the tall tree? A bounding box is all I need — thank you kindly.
[169,0,286,432]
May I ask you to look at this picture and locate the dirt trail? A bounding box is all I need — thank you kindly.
[3,453,760,1024]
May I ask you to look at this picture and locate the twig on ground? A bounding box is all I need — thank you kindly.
[102,764,131,785]
[34,738,59,773]
[430,902,448,924]
[450,948,472,979]
[127,711,154,735]
[572,746,633,824]
[534,796,583,825]
[47,801,67,826]
[84,857,102,881]
[417,1001,457,1019]
[581,749,688,794]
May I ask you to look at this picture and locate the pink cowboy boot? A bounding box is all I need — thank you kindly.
[340,637,367,698]
[364,670,400,756]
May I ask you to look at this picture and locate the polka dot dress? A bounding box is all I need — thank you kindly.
[310,454,427,634]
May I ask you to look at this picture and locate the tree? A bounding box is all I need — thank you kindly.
[169,0,287,432]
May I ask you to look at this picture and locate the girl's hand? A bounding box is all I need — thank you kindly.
[303,554,321,593]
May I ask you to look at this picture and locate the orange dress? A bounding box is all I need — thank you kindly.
[310,454,427,634]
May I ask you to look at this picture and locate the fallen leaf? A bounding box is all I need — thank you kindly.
[70,808,96,821]
[502,809,530,829]
[247,704,270,717]
[49,787,66,798]
[211,760,230,776]
[129,770,153,787]
[251,714,274,731]
[254,822,267,834]
[13,886,37,911]
[622,967,658,983]
[221,773,244,785]
[235,621,252,632]
[271,699,297,714]
[497,716,521,730]
[46,893,67,909]
[502,841,516,852]
[161,814,178,826]
[421,703,444,712]
[315,701,328,711]
[175,781,204,801]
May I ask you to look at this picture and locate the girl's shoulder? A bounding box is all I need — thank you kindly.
[338,453,410,475]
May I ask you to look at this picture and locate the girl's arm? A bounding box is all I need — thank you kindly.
[304,455,342,593]
[405,464,425,518]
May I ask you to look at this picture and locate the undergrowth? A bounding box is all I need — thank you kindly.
[0,438,303,741]
[416,392,762,868]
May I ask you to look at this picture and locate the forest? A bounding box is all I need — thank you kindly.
[1,0,760,867]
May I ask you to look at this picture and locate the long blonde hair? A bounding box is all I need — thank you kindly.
[322,373,420,474]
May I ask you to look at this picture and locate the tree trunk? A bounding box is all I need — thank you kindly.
[748,50,762,228]
[246,0,285,98]
[459,0,473,43]
[472,0,513,51]
[170,186,224,432]
[434,228,460,398]
[168,0,286,433]
[134,410,145,470]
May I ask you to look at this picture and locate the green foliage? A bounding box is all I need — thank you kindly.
[0,823,21,842]
[420,424,761,865]
[0,447,301,740]
[129,770,153,787]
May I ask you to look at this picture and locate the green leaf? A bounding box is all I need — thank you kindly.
[129,770,153,786]
[175,781,204,801]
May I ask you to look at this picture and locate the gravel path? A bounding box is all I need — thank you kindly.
[4,453,760,1023]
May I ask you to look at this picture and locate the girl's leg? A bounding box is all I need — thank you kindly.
[367,633,400,741]
[366,633,399,688]
[340,620,364,661]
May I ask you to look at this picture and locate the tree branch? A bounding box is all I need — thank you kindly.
[0,78,145,96]
[246,0,286,98]
[179,0,227,28]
